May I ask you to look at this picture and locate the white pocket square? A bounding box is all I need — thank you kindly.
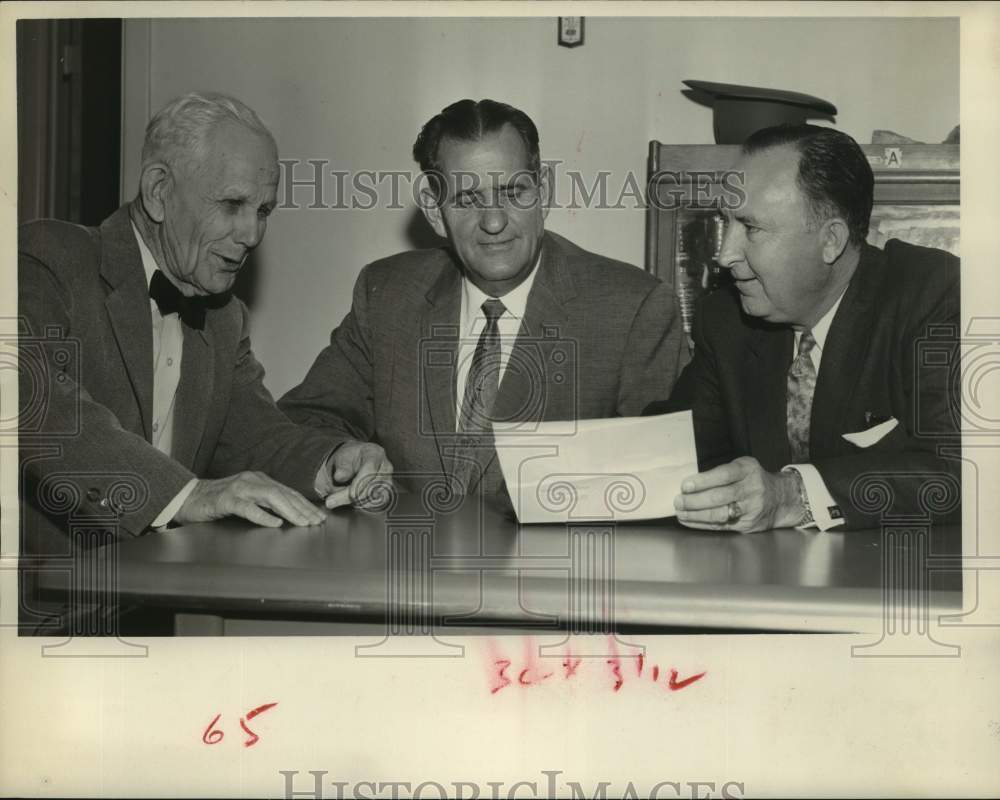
[843,417,899,448]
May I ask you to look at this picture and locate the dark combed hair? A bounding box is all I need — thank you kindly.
[412,99,541,201]
[742,123,874,246]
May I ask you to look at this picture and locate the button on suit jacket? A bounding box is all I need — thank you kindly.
[279,231,689,507]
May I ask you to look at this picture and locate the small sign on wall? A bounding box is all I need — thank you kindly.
[558,17,585,48]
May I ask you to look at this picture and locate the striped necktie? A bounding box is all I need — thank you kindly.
[453,298,506,490]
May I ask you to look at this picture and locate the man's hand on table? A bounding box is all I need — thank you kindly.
[674,456,804,532]
[325,439,395,510]
[176,472,326,528]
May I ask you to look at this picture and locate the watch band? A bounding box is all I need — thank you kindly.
[790,468,814,526]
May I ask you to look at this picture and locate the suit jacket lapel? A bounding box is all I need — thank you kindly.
[100,206,154,441]
[422,260,462,475]
[171,323,215,470]
[745,325,794,470]
[810,247,880,455]
[494,237,574,422]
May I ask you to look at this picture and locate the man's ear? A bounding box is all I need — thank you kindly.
[138,162,172,224]
[538,162,552,222]
[419,187,448,239]
[820,217,850,264]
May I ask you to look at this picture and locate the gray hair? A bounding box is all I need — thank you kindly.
[140,91,276,175]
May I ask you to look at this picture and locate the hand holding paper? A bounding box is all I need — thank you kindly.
[495,411,698,523]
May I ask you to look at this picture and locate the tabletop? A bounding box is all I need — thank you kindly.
[37,493,962,634]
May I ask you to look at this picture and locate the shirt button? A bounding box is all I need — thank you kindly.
[153,422,159,432]
[166,357,174,366]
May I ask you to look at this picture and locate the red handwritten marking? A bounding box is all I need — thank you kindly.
[605,635,624,691]
[518,668,553,686]
[203,704,278,748]
[202,713,224,745]
[239,702,277,748]
[667,669,707,691]
[562,657,582,679]
[239,716,260,748]
[490,659,512,694]
[486,640,706,696]
[606,658,624,692]
[245,702,278,721]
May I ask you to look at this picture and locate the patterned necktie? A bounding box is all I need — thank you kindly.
[453,298,506,490]
[787,329,817,463]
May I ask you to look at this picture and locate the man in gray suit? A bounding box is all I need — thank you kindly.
[18,92,370,569]
[280,99,688,509]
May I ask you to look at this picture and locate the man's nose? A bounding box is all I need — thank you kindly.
[233,208,265,249]
[479,207,509,235]
[716,222,743,270]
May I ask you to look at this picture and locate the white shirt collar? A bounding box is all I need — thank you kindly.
[798,286,848,355]
[131,221,161,288]
[461,250,542,323]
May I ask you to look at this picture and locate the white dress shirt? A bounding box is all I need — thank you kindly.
[784,290,847,531]
[135,226,336,521]
[454,255,542,429]
[132,224,197,527]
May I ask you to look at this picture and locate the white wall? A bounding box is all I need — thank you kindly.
[121,16,959,396]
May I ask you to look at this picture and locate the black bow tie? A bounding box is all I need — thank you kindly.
[148,270,206,330]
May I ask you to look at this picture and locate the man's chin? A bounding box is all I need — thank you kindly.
[738,295,771,320]
[201,273,240,296]
[466,264,532,294]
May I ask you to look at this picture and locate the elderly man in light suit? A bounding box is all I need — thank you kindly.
[18,93,378,629]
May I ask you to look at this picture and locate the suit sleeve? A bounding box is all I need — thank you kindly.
[204,300,340,499]
[812,263,961,528]
[616,280,690,416]
[278,264,378,445]
[643,293,737,470]
[18,252,194,538]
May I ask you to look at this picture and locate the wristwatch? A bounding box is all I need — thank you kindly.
[788,468,814,526]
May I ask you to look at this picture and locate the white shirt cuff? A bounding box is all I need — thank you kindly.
[151,478,198,529]
[783,464,845,531]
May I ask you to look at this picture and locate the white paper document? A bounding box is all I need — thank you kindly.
[494,411,698,523]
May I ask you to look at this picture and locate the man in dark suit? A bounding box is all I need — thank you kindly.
[18,92,371,568]
[647,124,960,532]
[279,99,688,508]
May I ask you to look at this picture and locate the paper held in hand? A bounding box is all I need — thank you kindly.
[494,411,698,523]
